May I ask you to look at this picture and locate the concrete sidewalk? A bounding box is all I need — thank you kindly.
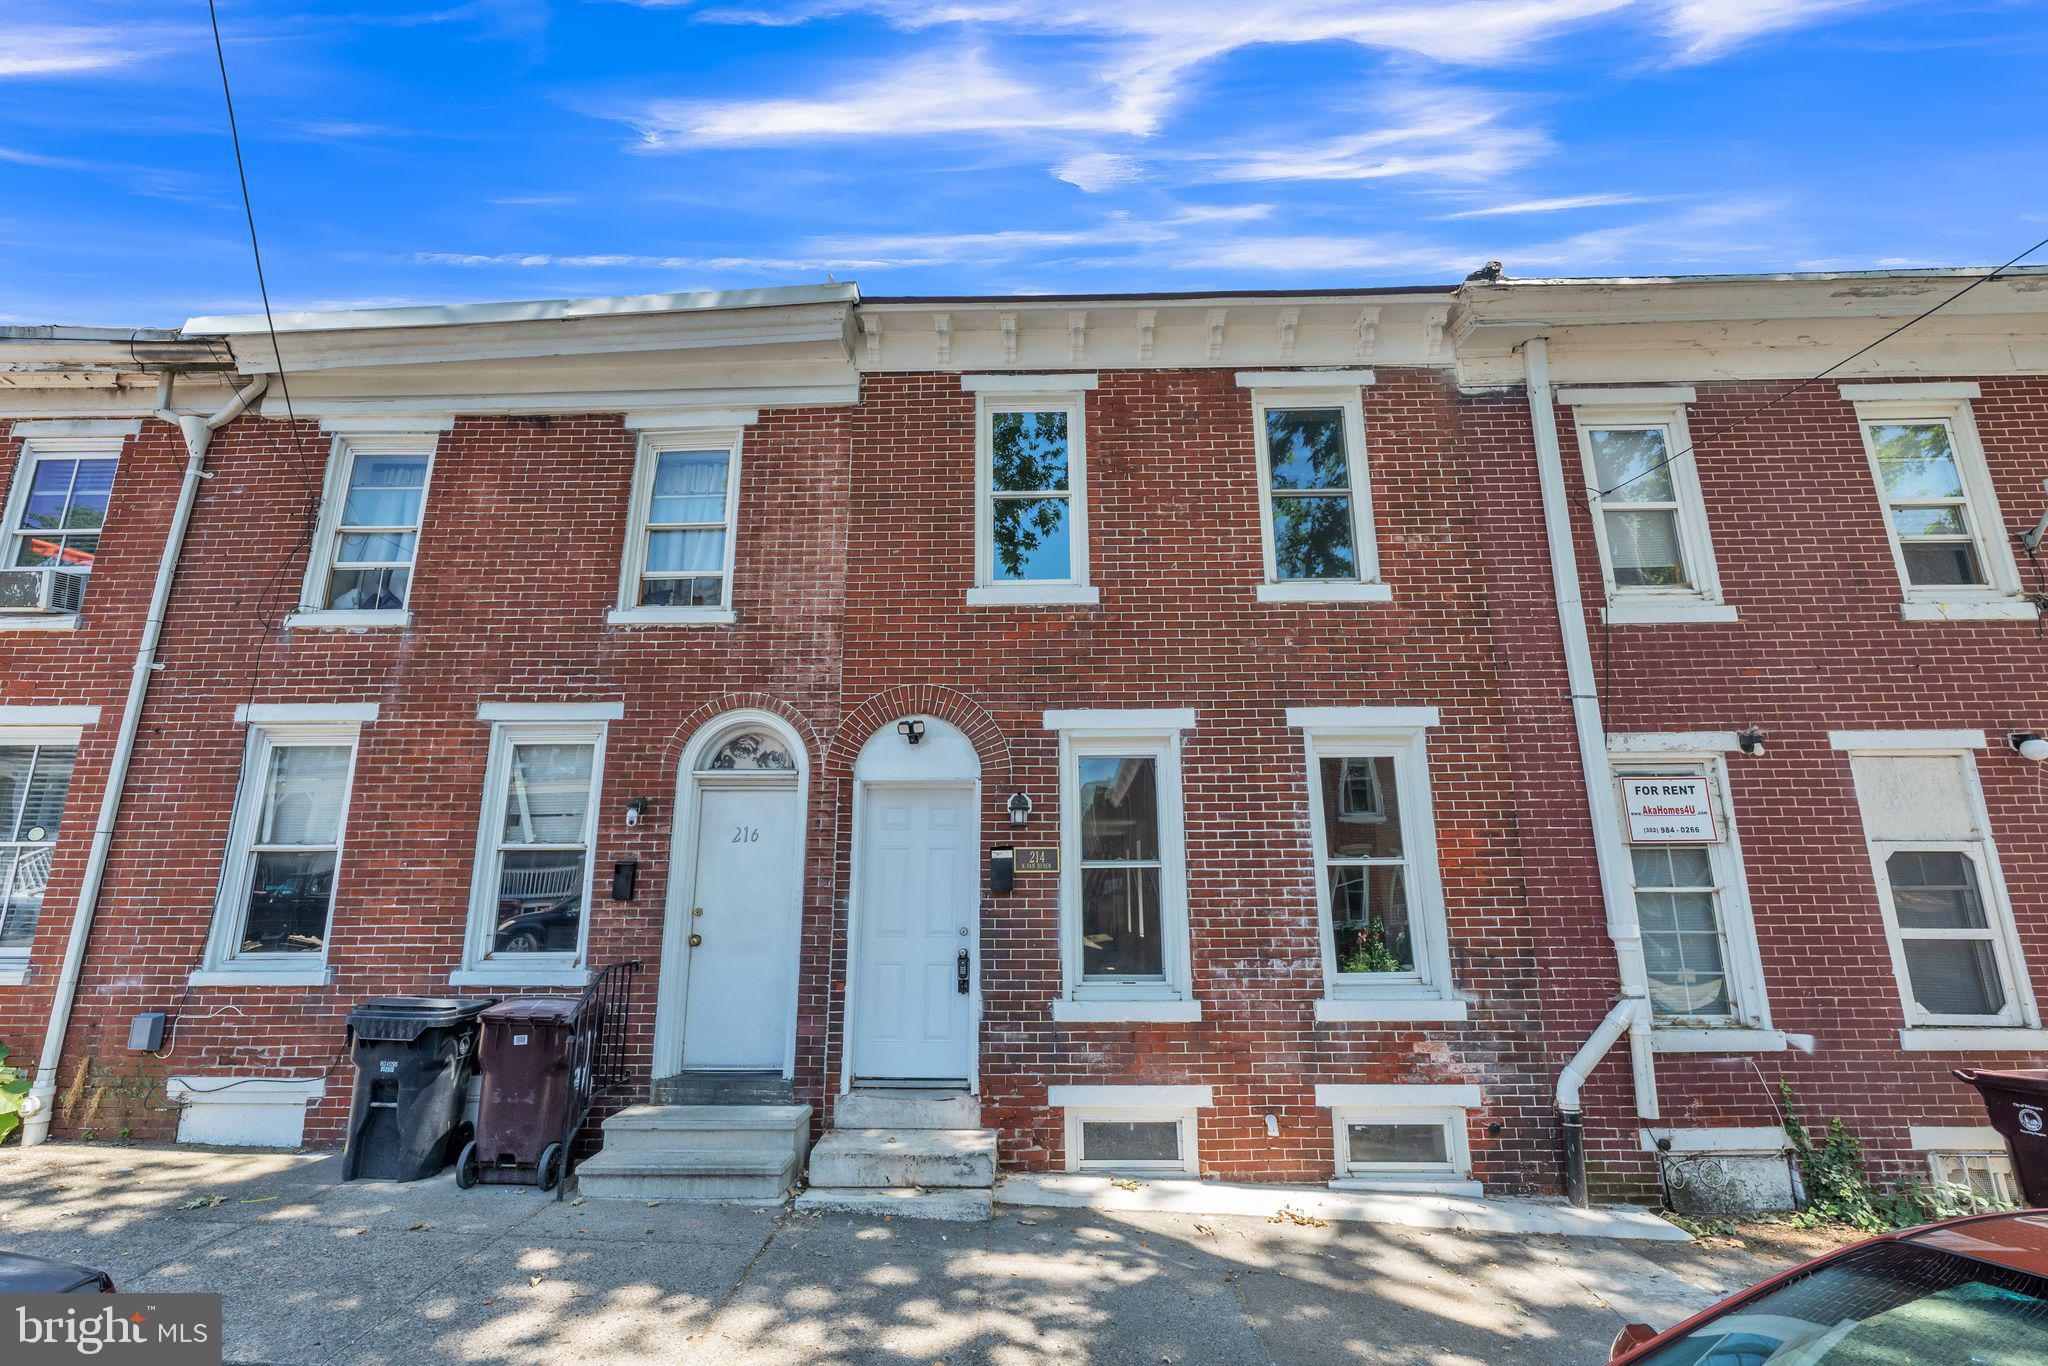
[0,1144,1783,1365]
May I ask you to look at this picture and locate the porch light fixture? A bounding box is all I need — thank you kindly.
[897,718,926,746]
[1737,727,1767,758]
[1006,792,1033,826]
[2011,732,2048,762]
[624,797,649,827]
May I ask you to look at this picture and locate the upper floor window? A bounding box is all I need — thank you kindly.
[292,430,440,628]
[1293,707,1457,1020]
[1842,383,2030,622]
[1239,374,1386,604]
[1566,390,1733,625]
[1837,733,2037,1035]
[612,425,743,626]
[0,434,121,621]
[964,375,1097,607]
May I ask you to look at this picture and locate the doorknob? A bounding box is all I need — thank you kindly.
[689,933,704,948]
[956,949,970,995]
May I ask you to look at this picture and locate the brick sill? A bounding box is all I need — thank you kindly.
[1899,1026,2048,1051]
[0,614,80,632]
[1050,998,1202,1023]
[1314,997,1468,1023]
[0,963,29,987]
[188,965,334,988]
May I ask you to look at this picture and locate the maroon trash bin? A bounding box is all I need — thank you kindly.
[458,997,582,1191]
[1953,1068,2048,1206]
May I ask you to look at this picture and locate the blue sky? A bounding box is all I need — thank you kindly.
[3,1,2045,326]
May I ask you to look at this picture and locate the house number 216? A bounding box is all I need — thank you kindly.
[732,826,760,843]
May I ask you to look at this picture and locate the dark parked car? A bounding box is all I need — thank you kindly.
[0,1250,114,1292]
[1611,1210,2048,1363]
[493,894,580,954]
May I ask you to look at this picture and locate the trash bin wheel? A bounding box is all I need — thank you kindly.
[455,1139,481,1190]
[538,1142,564,1193]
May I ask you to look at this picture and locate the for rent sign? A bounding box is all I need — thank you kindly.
[1621,774,1717,843]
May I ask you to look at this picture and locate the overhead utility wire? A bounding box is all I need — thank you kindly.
[1586,236,2048,504]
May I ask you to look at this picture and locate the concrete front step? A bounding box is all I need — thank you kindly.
[601,1103,811,1157]
[576,1146,800,1202]
[796,1186,993,1222]
[807,1127,997,1190]
[834,1089,981,1131]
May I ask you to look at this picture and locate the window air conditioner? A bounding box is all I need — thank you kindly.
[0,567,86,614]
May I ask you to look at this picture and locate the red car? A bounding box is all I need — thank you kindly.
[1611,1210,2048,1364]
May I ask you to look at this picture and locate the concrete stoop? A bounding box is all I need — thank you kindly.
[796,1089,997,1222]
[576,1103,811,1203]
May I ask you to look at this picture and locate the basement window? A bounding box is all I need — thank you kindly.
[1319,1084,1481,1193]
[1929,1151,2018,1206]
[1064,1109,1199,1175]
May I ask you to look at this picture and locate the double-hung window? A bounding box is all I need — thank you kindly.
[1240,374,1385,603]
[1567,390,1732,624]
[196,705,372,987]
[1609,739,1771,1035]
[293,429,440,627]
[612,423,744,625]
[964,375,1096,607]
[0,433,122,622]
[0,721,84,978]
[1047,709,1194,1020]
[1293,707,1457,1021]
[1843,384,2029,621]
[458,703,613,985]
[1837,733,2038,1040]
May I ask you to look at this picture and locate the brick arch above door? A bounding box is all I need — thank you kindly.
[826,686,1013,788]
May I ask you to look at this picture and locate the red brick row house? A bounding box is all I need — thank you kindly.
[3,268,2044,1211]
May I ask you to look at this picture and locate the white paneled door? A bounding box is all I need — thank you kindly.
[853,784,976,1081]
[682,781,800,1070]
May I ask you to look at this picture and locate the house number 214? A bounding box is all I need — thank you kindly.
[732,826,760,843]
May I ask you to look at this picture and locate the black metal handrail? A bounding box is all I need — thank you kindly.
[555,958,642,1200]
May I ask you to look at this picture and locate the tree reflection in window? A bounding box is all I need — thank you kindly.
[1266,409,1357,581]
[990,410,1071,581]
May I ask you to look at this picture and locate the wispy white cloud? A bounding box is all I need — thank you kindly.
[1208,92,1545,184]
[1054,151,1145,194]
[1441,192,1659,218]
[1662,0,1881,61]
[0,25,147,77]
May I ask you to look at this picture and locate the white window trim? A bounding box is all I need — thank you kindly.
[0,432,126,623]
[1054,719,1194,1012]
[1842,740,2039,1033]
[1847,392,2032,621]
[235,703,380,725]
[609,425,744,627]
[970,386,1093,605]
[287,431,440,630]
[457,717,607,986]
[1316,1084,1480,1195]
[1611,742,1773,1032]
[1246,385,1383,602]
[1909,1124,2005,1151]
[1570,398,1731,624]
[0,717,92,975]
[1294,711,1453,1010]
[1051,1085,1208,1175]
[193,719,364,987]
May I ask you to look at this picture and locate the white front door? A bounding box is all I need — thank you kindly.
[852,784,976,1081]
[681,781,800,1071]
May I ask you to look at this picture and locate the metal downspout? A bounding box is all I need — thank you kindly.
[19,374,270,1144]
[1521,338,1658,1204]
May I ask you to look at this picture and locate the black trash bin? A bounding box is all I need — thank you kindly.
[458,997,584,1191]
[343,996,495,1182]
[1953,1068,2048,1206]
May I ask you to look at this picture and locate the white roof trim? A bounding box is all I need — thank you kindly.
[0,705,101,728]
[1558,386,1698,407]
[622,408,760,431]
[1287,706,1440,731]
[1909,1125,2005,1151]
[1043,708,1197,732]
[960,373,1099,393]
[1838,381,1981,402]
[1315,1083,1482,1109]
[236,703,380,725]
[477,701,624,722]
[185,282,859,336]
[1235,369,1377,389]
[8,419,142,439]
[1829,728,1987,752]
[1047,1084,1214,1108]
